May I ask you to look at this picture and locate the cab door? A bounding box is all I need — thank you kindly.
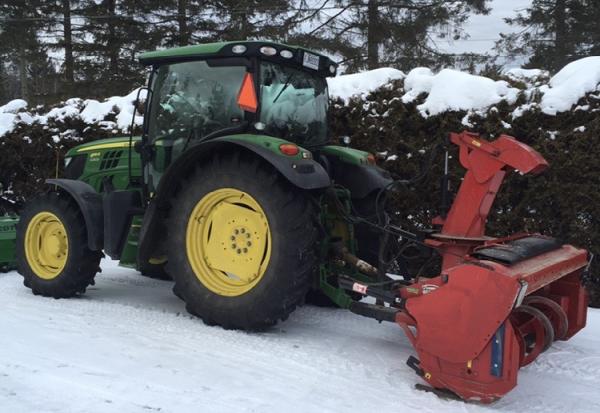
[143,59,250,192]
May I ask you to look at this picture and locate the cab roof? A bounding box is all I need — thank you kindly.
[138,40,338,77]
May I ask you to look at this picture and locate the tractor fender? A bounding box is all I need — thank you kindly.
[137,138,330,268]
[222,138,331,190]
[156,138,331,205]
[46,179,103,251]
[328,157,393,199]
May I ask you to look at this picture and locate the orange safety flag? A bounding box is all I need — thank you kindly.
[237,72,258,113]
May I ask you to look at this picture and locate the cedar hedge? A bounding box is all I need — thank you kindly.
[1,79,599,305]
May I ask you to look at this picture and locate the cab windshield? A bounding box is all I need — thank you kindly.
[259,62,329,147]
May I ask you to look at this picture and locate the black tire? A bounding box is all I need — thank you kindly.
[15,192,101,298]
[166,153,318,330]
[139,262,171,280]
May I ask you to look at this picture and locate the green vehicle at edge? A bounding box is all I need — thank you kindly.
[13,40,394,330]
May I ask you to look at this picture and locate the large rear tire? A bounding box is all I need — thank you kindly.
[15,192,101,298]
[166,153,318,330]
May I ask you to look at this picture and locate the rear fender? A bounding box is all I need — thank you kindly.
[46,179,103,251]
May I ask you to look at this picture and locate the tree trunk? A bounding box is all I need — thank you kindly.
[554,0,567,70]
[107,0,118,77]
[62,0,74,83]
[18,53,28,100]
[177,0,189,46]
[367,0,379,69]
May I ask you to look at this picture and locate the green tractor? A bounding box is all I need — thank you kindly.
[0,196,18,272]
[15,41,392,329]
[11,41,594,402]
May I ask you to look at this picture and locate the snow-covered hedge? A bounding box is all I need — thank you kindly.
[1,57,599,304]
[328,57,600,305]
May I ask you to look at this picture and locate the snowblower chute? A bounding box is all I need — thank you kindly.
[345,132,589,403]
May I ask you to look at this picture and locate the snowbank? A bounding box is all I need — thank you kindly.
[504,68,549,87]
[1,57,600,137]
[80,89,146,130]
[0,89,147,138]
[0,99,27,114]
[0,99,28,137]
[540,56,600,115]
[327,68,405,101]
[402,67,519,116]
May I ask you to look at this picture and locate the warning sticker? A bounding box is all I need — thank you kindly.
[352,283,368,295]
[421,284,439,295]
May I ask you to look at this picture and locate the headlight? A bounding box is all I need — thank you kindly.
[232,44,247,54]
[260,46,277,56]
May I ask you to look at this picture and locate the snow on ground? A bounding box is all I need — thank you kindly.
[402,67,519,116]
[327,68,405,101]
[1,259,600,413]
[540,56,600,115]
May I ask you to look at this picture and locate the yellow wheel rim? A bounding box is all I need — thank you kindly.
[24,212,69,280]
[186,188,272,297]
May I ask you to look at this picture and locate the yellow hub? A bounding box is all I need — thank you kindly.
[186,188,272,296]
[24,212,69,280]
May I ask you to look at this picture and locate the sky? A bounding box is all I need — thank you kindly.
[435,0,532,67]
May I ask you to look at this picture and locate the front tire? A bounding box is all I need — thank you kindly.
[16,192,101,298]
[166,153,318,330]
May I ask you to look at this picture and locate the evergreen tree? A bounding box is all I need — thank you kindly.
[496,0,600,72]
[211,0,308,41]
[0,1,57,102]
[76,0,150,96]
[293,0,490,72]
[135,0,218,47]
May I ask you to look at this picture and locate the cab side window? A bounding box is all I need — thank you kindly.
[148,61,246,145]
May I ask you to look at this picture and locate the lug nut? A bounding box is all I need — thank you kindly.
[236,249,242,254]
[241,228,245,234]
[247,241,251,247]
[243,248,248,253]
[231,244,236,249]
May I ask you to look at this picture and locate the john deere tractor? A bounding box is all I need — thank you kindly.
[12,41,594,402]
[15,41,391,329]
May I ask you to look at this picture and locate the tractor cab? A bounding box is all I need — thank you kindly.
[138,41,337,187]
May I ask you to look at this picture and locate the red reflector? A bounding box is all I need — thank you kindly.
[367,153,376,165]
[279,144,299,156]
[237,72,258,113]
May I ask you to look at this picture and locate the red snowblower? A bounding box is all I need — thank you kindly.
[342,131,590,403]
